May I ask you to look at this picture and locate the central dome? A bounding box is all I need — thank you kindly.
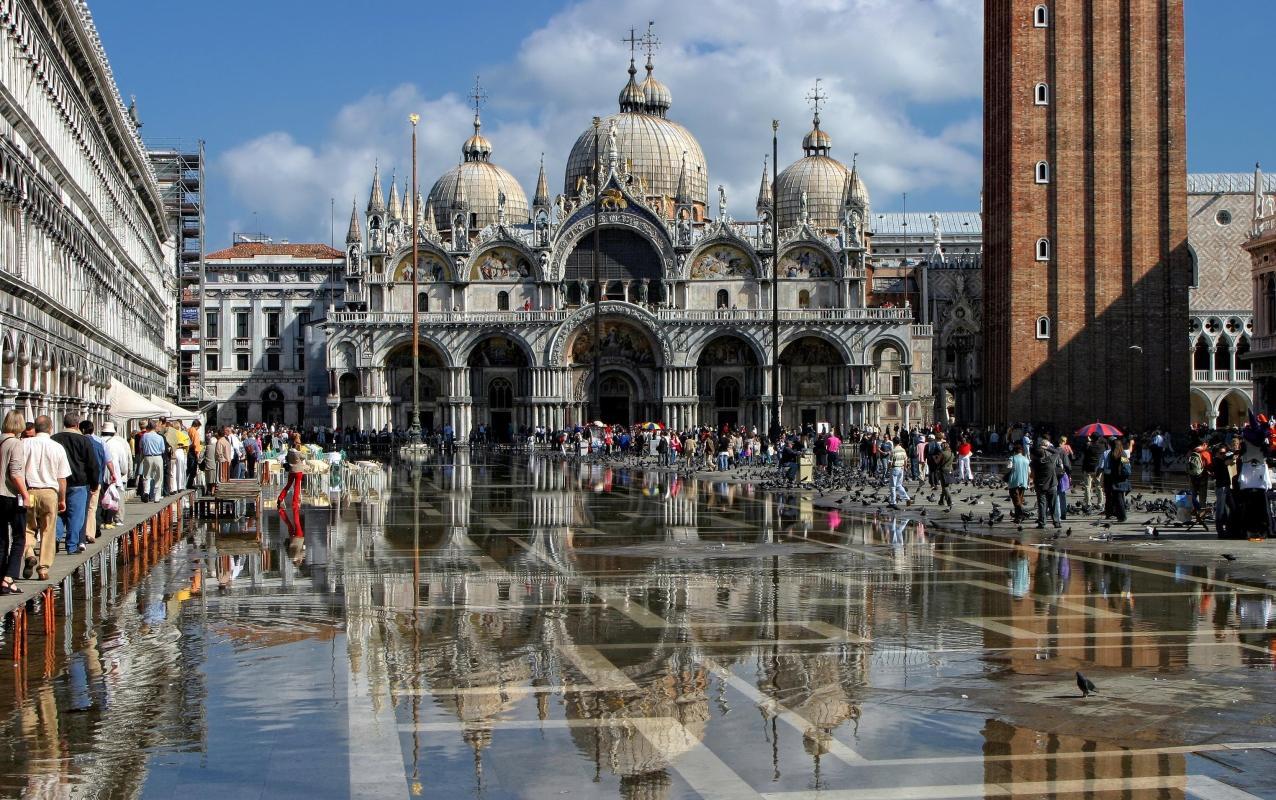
[564,59,707,211]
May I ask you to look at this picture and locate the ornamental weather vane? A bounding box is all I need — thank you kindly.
[806,78,827,120]
[469,75,487,116]
[640,20,659,62]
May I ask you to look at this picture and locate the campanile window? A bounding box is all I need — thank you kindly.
[1035,161,1051,184]
[1033,4,1049,27]
[1034,82,1049,105]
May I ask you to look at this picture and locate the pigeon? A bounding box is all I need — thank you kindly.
[1076,671,1097,698]
[1064,527,1072,537]
[1221,553,1237,562]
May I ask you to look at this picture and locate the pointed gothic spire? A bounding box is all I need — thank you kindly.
[345,200,361,244]
[366,160,385,215]
[402,185,411,224]
[424,201,438,236]
[387,171,400,220]
[533,153,550,208]
[755,155,772,213]
[674,150,690,205]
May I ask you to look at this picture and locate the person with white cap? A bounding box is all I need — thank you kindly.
[100,422,132,527]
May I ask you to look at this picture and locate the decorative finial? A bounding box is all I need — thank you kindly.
[805,78,827,125]
[641,20,659,71]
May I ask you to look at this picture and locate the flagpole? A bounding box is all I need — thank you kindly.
[408,113,422,442]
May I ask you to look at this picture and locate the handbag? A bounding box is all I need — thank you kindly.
[1058,472,1071,493]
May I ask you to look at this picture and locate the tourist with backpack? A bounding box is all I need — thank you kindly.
[1187,441,1212,526]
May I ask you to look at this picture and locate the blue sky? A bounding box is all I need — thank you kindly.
[94,0,1275,247]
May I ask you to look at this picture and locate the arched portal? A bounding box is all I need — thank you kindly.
[696,335,761,430]
[337,373,359,430]
[779,336,848,430]
[1217,389,1252,429]
[384,340,446,433]
[467,335,531,441]
[261,386,286,425]
[565,317,661,426]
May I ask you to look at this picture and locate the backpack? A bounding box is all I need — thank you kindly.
[1186,450,1205,477]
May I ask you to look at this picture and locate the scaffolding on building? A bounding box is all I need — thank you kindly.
[148,139,206,408]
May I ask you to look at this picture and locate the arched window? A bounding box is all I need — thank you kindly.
[716,289,729,309]
[1033,4,1049,27]
[1214,339,1231,371]
[1035,237,1051,261]
[1192,337,1211,370]
[1034,82,1049,105]
[488,378,513,409]
[798,289,811,309]
[497,291,509,311]
[1035,161,1050,184]
[714,377,741,409]
[1188,245,1199,288]
[370,216,381,230]
[1035,316,1051,339]
[417,293,429,312]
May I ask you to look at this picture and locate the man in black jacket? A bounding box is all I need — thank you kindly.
[1031,434,1061,529]
[52,413,99,554]
[1081,433,1107,512]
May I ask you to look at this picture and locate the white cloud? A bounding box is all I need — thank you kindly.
[219,0,982,243]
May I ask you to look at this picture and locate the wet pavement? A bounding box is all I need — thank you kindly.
[2,452,1276,798]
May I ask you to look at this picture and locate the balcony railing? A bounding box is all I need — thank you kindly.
[1193,369,1252,384]
[327,305,915,327]
[263,337,282,350]
[1251,334,1276,354]
[233,337,251,350]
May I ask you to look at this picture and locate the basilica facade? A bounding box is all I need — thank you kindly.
[322,55,932,439]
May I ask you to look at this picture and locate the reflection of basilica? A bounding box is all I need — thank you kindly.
[324,37,934,436]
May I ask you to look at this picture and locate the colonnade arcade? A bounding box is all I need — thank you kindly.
[326,312,917,436]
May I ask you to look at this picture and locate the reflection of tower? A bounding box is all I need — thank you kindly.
[982,718,1185,796]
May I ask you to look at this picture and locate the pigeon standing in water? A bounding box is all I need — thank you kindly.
[1076,671,1097,698]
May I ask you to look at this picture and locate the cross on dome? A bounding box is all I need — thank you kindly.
[806,78,828,122]
[622,27,640,61]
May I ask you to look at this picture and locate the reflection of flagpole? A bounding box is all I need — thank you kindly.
[770,120,780,440]
[409,113,423,441]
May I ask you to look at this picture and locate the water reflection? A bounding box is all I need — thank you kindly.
[0,452,1273,797]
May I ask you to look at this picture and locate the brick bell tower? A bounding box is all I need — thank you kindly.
[982,0,1190,433]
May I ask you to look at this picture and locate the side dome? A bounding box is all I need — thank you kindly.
[776,113,854,230]
[564,58,707,212]
[427,113,529,230]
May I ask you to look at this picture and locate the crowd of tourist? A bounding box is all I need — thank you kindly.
[0,414,321,593]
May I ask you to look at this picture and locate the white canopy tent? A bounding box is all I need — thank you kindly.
[107,379,168,427]
[149,394,201,422]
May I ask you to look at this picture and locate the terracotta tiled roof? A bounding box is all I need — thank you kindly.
[205,242,345,260]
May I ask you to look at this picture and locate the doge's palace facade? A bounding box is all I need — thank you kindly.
[0,0,175,422]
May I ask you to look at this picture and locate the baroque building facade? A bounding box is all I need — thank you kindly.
[201,239,344,426]
[0,0,175,422]
[322,57,934,439]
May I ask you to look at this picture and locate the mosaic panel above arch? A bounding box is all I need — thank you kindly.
[568,320,657,367]
[690,244,754,279]
[470,247,533,282]
[779,246,833,279]
[393,252,451,282]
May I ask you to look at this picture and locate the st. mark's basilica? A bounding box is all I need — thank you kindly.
[322,46,948,438]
